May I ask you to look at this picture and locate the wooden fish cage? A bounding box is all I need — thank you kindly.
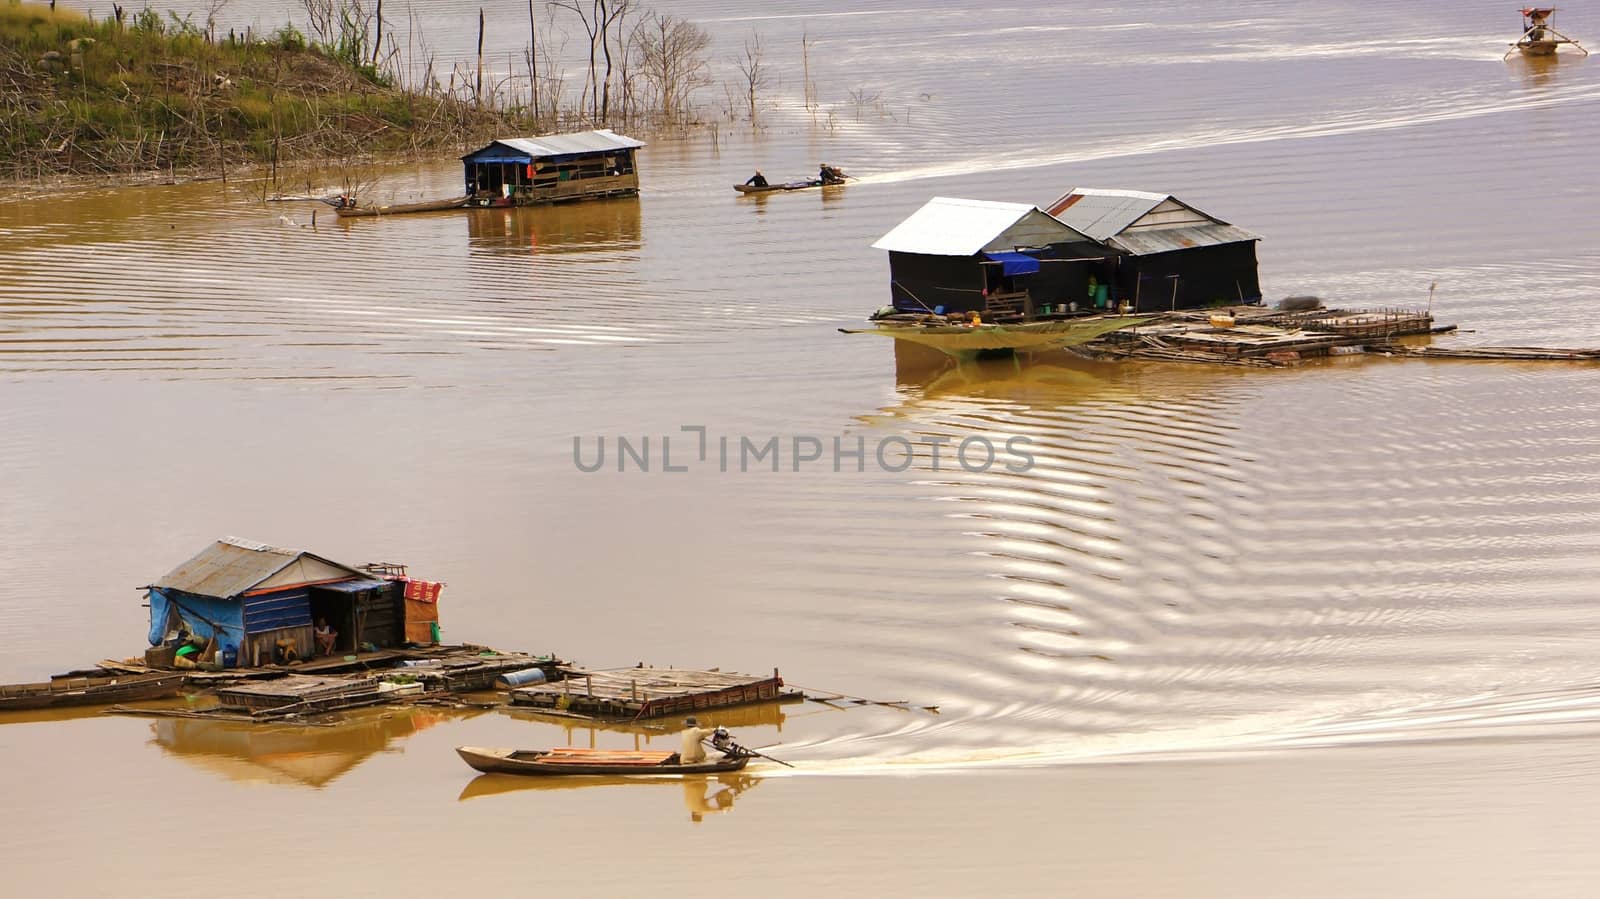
[508,667,801,720]
[216,675,383,713]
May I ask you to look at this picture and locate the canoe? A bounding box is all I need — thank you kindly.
[734,179,825,194]
[334,196,470,217]
[0,671,187,712]
[455,745,751,776]
[841,314,1149,357]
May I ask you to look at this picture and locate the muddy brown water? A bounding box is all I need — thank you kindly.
[4,2,1600,895]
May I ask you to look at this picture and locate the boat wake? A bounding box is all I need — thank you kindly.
[860,82,1600,186]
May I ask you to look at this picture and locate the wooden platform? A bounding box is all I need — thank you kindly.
[509,667,801,720]
[1085,306,1438,366]
[216,675,382,713]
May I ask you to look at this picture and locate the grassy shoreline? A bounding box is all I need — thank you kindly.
[0,1,550,186]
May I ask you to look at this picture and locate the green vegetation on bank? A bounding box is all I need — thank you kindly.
[0,0,530,180]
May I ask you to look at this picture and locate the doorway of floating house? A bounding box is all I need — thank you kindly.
[307,588,356,655]
[310,580,403,654]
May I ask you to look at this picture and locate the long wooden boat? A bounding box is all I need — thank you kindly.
[735,179,827,194]
[334,196,470,217]
[0,671,187,712]
[842,314,1149,357]
[456,745,750,776]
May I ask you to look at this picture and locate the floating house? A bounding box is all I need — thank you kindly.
[871,197,1110,318]
[144,537,442,669]
[461,129,644,207]
[1045,188,1262,312]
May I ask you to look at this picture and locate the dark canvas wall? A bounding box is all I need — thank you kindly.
[887,252,987,313]
[1115,241,1262,312]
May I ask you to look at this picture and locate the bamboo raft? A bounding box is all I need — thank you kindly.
[509,667,802,720]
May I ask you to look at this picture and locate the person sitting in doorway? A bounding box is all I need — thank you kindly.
[745,170,769,187]
[314,618,338,657]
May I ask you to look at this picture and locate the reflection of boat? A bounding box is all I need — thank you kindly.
[0,671,186,712]
[456,745,750,776]
[1507,8,1587,57]
[458,770,760,805]
[333,197,470,218]
[843,314,1148,359]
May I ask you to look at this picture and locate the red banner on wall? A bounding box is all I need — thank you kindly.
[402,579,443,603]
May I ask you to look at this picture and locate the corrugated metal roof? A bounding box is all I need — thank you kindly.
[872,197,1091,256]
[153,537,362,599]
[1110,222,1260,254]
[463,129,644,161]
[1046,188,1171,241]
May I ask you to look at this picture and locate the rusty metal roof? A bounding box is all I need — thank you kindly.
[1046,188,1171,241]
[1110,222,1261,255]
[152,536,360,598]
[1047,188,1259,252]
[463,130,644,161]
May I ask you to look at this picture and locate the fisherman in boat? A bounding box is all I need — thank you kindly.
[819,163,847,185]
[745,170,769,188]
[1524,7,1550,42]
[666,715,719,765]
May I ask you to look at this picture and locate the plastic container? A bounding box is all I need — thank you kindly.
[495,667,549,689]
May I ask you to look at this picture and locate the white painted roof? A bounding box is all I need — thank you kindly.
[872,197,1090,256]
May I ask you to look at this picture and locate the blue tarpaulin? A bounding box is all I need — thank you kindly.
[983,251,1041,276]
[148,588,246,650]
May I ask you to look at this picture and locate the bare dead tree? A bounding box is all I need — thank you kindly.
[633,11,710,127]
[549,0,601,121]
[801,26,816,110]
[734,30,768,125]
[372,0,383,65]
[204,0,230,44]
[527,0,540,123]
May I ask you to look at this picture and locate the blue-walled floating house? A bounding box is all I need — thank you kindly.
[461,129,644,207]
[1046,188,1262,312]
[145,537,404,669]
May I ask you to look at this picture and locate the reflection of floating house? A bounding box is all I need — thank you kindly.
[144,537,442,669]
[461,129,644,208]
[1046,188,1262,312]
[465,200,643,256]
[152,707,450,787]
